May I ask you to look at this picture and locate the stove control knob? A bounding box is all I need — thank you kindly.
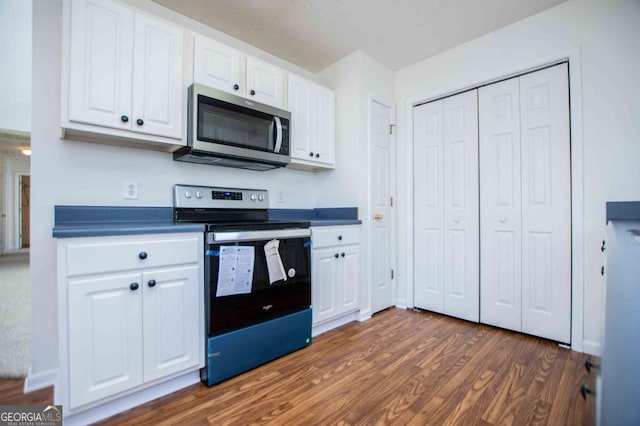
[184,191,192,199]
[258,194,265,202]
[195,191,203,199]
[250,194,257,201]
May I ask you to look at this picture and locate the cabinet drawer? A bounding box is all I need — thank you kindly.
[65,234,201,277]
[311,226,360,248]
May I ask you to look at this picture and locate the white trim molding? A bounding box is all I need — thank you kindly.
[24,366,57,393]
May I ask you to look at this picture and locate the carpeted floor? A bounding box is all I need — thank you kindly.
[0,253,30,378]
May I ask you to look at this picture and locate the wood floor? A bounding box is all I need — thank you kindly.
[0,308,595,425]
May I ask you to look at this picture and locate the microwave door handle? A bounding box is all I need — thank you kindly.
[274,116,283,153]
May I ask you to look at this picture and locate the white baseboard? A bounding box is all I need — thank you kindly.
[24,367,58,393]
[63,371,200,426]
[312,312,358,337]
[395,299,408,309]
[582,340,602,356]
[357,309,371,322]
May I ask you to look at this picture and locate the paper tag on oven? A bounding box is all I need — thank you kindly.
[264,239,287,284]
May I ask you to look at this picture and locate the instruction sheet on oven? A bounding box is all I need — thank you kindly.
[264,239,287,284]
[216,246,255,297]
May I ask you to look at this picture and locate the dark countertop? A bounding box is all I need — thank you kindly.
[606,202,640,222]
[53,206,204,238]
[53,205,360,238]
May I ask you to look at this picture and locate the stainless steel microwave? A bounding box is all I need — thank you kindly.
[173,83,291,171]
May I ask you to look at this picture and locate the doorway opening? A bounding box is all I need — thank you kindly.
[19,174,30,249]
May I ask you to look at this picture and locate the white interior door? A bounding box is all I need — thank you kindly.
[370,98,395,314]
[479,77,523,332]
[442,90,479,322]
[519,64,571,343]
[413,100,444,313]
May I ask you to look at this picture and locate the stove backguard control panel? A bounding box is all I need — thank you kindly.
[174,185,269,209]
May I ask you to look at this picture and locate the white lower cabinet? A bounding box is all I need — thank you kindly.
[311,226,360,325]
[58,233,204,412]
[68,272,144,408]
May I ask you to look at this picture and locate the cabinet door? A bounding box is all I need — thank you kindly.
[288,75,314,160]
[194,36,243,96]
[479,77,522,332]
[340,246,360,314]
[131,13,183,139]
[142,265,201,382]
[311,248,340,324]
[413,100,445,314]
[68,273,143,409]
[68,0,134,130]
[246,56,283,108]
[314,87,336,165]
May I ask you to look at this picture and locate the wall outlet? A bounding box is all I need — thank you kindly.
[123,180,138,200]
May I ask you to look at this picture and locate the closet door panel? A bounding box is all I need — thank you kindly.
[443,90,479,322]
[479,78,522,332]
[520,64,571,343]
[413,101,444,313]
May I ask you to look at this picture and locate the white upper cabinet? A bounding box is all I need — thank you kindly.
[65,0,184,147]
[194,38,285,109]
[68,0,134,131]
[193,36,243,96]
[131,13,183,139]
[287,74,335,170]
[246,56,284,108]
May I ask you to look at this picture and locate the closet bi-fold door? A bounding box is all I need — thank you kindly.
[414,90,479,322]
[480,63,571,342]
[479,78,523,332]
[519,64,571,343]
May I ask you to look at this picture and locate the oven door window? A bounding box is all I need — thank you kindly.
[207,237,310,336]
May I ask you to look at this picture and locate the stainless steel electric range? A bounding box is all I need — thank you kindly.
[174,184,312,386]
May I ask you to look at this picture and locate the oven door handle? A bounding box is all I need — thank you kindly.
[209,228,310,243]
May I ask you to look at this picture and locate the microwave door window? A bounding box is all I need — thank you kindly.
[198,103,275,152]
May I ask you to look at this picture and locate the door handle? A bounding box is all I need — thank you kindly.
[273,116,283,153]
[374,214,383,221]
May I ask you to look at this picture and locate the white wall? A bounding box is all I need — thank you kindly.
[0,0,32,133]
[317,51,394,320]
[0,152,4,251]
[29,0,327,381]
[394,0,640,354]
[2,152,30,253]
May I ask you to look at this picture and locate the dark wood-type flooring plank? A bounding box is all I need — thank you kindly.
[0,308,594,425]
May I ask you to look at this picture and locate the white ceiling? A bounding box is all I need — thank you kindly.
[0,130,30,156]
[152,0,567,72]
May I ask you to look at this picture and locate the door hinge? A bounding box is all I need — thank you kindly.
[391,269,394,280]
[390,196,393,207]
[389,124,396,135]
